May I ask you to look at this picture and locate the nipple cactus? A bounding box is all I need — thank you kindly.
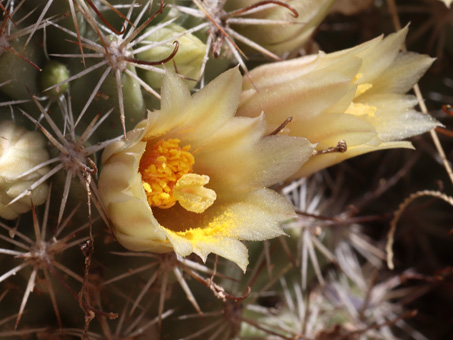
[0,1,447,339]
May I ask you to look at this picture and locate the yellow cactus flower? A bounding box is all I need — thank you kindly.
[0,120,50,220]
[137,23,206,90]
[98,68,314,271]
[237,27,439,178]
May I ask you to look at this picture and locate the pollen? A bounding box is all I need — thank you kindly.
[139,139,194,209]
[355,83,373,97]
[345,102,377,117]
[352,73,373,97]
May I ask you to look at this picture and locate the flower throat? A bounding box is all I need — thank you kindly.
[139,139,216,213]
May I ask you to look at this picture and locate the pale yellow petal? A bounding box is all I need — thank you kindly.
[363,52,434,95]
[160,188,293,271]
[242,53,322,90]
[238,57,361,126]
[161,70,192,116]
[193,114,313,196]
[169,67,243,143]
[223,189,294,240]
[192,114,266,196]
[101,126,145,164]
[359,94,440,141]
[164,229,250,272]
[320,34,382,62]
[348,27,408,84]
[99,138,168,244]
[113,230,173,253]
[295,141,414,178]
[141,71,192,140]
[290,113,377,149]
[251,135,314,188]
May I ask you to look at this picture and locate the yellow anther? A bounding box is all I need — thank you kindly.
[139,139,194,208]
[143,182,152,193]
[345,102,377,117]
[353,73,363,81]
[352,73,373,97]
[355,83,373,97]
[139,139,217,212]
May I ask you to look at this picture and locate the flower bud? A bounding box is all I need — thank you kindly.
[226,0,335,56]
[137,23,206,90]
[0,121,50,219]
[39,60,70,97]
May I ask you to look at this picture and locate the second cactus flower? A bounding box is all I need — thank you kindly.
[237,27,440,178]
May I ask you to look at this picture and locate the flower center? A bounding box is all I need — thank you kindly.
[139,139,216,213]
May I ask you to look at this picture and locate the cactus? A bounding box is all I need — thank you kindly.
[1,1,452,339]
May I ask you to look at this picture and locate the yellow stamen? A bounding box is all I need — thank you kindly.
[139,139,216,213]
[139,139,194,208]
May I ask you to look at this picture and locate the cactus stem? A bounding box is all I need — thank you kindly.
[173,0,296,85]
[46,4,176,137]
[16,93,115,227]
[0,188,92,330]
